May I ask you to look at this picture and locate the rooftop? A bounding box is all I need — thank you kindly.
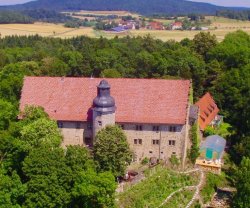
[20,77,191,124]
[195,92,219,131]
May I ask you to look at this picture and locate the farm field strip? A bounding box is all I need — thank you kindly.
[1,18,250,41]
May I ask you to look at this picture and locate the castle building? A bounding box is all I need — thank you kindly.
[20,77,192,164]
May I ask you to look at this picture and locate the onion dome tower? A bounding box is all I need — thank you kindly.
[92,80,116,137]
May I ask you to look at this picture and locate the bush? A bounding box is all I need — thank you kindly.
[169,155,180,167]
[201,172,226,203]
[141,157,149,165]
[189,122,200,164]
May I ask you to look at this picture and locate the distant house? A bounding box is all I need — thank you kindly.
[119,20,136,30]
[201,27,209,31]
[147,21,164,30]
[195,92,221,131]
[110,26,127,33]
[171,22,183,30]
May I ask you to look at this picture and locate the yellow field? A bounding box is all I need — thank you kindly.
[0,22,96,38]
[1,18,250,41]
[207,16,250,30]
[76,10,139,17]
[63,10,140,18]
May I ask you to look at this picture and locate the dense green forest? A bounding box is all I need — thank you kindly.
[2,0,224,16]
[0,10,33,24]
[0,10,74,24]
[0,31,249,207]
[217,10,250,21]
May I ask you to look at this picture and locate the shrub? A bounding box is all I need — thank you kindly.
[189,122,200,164]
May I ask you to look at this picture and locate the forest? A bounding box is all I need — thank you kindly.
[0,31,249,207]
[0,10,74,24]
[2,0,223,16]
[217,10,250,21]
[0,11,33,24]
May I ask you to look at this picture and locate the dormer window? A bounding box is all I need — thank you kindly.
[208,107,213,113]
[200,116,205,122]
[204,111,209,117]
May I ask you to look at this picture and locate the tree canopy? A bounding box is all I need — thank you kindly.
[0,30,249,206]
[94,125,132,177]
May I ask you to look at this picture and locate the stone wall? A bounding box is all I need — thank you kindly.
[59,121,93,147]
[59,121,189,164]
[92,111,115,138]
[119,123,187,163]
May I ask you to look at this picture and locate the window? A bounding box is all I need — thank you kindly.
[153,126,160,132]
[98,121,102,127]
[134,139,142,145]
[172,152,176,155]
[152,139,160,145]
[169,126,176,132]
[149,151,153,154]
[169,140,176,146]
[76,122,81,129]
[120,124,125,130]
[209,104,215,110]
[58,122,63,128]
[136,125,143,131]
[87,123,92,130]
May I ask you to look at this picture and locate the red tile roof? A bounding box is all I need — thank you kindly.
[172,22,183,26]
[20,77,191,124]
[195,92,219,131]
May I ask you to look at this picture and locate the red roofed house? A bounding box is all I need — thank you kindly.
[20,77,192,164]
[171,22,183,30]
[195,92,220,131]
[147,21,164,30]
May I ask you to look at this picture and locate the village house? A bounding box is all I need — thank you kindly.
[171,22,183,30]
[19,77,192,164]
[147,21,164,30]
[195,92,221,131]
[118,20,137,30]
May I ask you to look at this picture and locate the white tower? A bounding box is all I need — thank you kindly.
[92,80,116,138]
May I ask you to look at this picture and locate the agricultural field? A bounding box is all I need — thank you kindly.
[1,16,250,41]
[116,166,200,208]
[0,22,97,38]
[68,10,140,17]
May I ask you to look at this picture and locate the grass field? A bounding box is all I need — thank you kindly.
[1,16,250,41]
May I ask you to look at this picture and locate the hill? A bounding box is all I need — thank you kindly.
[1,0,225,15]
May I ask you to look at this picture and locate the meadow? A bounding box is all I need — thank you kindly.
[116,166,199,208]
[1,16,250,41]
